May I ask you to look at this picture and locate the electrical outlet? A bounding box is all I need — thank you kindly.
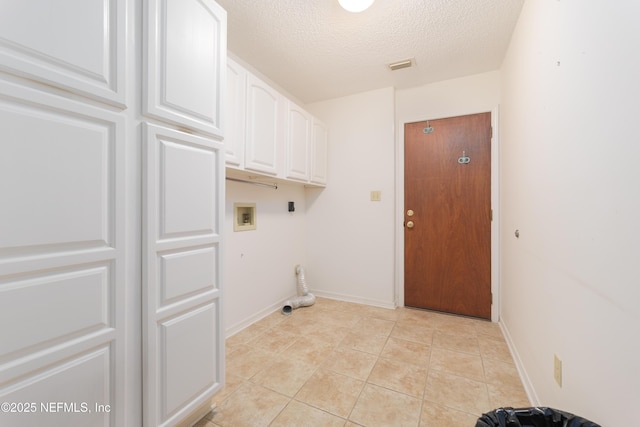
[554,354,562,387]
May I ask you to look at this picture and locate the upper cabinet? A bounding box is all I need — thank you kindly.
[0,0,127,107]
[225,57,246,168]
[285,101,312,182]
[225,59,327,187]
[244,73,284,176]
[144,0,227,138]
[311,119,328,185]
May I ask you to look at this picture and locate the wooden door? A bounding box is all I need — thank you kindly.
[404,113,492,319]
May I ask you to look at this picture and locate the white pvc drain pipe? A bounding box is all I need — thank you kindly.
[282,265,315,315]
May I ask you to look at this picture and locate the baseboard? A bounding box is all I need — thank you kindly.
[225,291,396,338]
[311,289,396,310]
[225,296,290,338]
[176,399,215,427]
[499,318,540,406]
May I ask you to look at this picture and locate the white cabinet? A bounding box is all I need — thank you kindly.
[0,2,128,426]
[225,57,246,168]
[0,0,127,107]
[2,1,227,425]
[0,80,127,427]
[285,101,312,182]
[143,125,224,427]
[244,73,284,176]
[0,0,226,427]
[143,1,226,426]
[225,60,328,187]
[311,118,329,185]
[144,0,227,138]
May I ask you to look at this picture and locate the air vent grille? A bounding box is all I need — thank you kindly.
[388,58,413,71]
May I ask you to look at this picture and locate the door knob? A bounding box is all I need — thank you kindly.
[406,220,414,229]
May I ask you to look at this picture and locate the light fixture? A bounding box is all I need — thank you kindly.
[338,0,375,13]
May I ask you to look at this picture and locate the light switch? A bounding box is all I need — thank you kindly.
[370,191,382,201]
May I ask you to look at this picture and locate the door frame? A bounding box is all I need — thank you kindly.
[394,106,501,321]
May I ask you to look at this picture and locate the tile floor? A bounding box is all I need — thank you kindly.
[197,297,530,427]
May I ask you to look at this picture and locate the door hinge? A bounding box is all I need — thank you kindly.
[490,127,493,138]
[491,293,494,305]
[490,209,493,221]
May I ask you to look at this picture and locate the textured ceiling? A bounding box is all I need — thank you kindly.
[216,0,525,104]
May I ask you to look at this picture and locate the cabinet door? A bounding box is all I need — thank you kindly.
[143,124,224,427]
[0,0,126,107]
[0,81,125,427]
[285,101,311,182]
[311,119,329,185]
[225,57,246,168]
[244,73,283,175]
[144,0,227,137]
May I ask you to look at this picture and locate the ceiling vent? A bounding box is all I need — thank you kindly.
[388,58,413,71]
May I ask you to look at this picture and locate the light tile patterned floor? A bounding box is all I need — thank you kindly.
[196,297,530,427]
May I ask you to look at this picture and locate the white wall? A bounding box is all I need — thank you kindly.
[395,71,501,123]
[500,1,640,425]
[305,87,396,308]
[224,180,307,334]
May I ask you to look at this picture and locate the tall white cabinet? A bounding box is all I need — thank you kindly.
[0,1,226,426]
[0,2,128,426]
[143,1,226,426]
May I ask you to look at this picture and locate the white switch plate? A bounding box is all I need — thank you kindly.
[554,354,562,387]
[370,190,382,201]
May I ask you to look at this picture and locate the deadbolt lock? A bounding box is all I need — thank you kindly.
[407,209,414,217]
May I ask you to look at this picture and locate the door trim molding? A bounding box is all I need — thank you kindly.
[394,105,501,322]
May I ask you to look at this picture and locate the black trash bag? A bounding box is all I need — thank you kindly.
[475,407,601,427]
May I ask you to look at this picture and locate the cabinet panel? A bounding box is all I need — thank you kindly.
[143,124,224,427]
[145,0,227,137]
[0,96,117,252]
[160,304,218,419]
[225,57,246,168]
[0,0,126,106]
[311,119,328,185]
[158,139,217,239]
[0,265,109,356]
[285,101,311,181]
[244,73,282,175]
[0,81,125,426]
[160,246,217,306]
[0,347,113,426]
